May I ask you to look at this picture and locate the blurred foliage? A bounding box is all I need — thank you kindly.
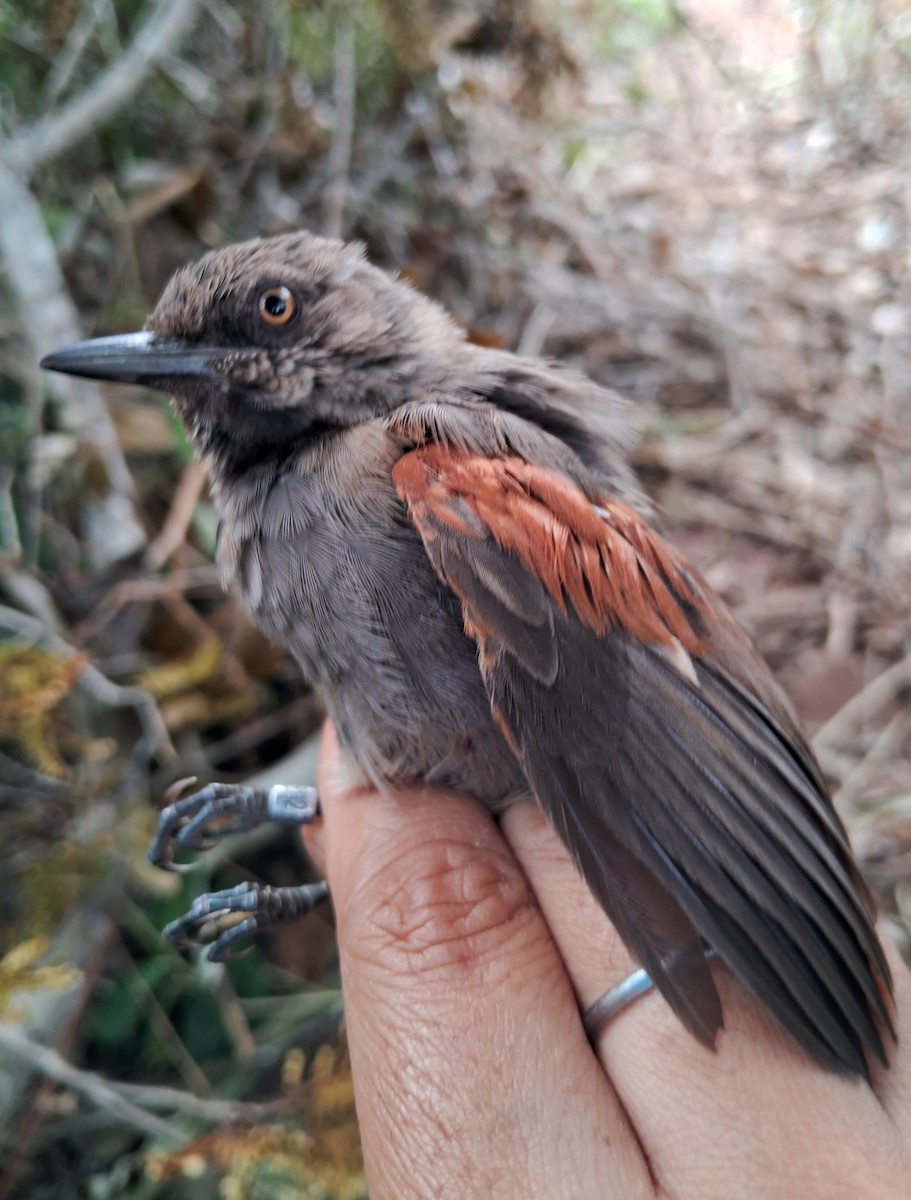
[0,642,98,777]
[148,1044,364,1200]
[0,937,81,1019]
[1,2,449,1194]
[583,0,679,58]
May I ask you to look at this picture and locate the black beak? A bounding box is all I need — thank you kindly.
[40,332,225,385]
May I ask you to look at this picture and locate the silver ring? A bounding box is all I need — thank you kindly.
[583,968,653,1040]
[583,947,718,1041]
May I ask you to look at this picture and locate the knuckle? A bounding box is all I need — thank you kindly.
[345,835,539,983]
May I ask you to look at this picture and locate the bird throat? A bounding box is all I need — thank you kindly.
[178,389,345,479]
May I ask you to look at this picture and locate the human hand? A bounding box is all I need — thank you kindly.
[304,725,911,1199]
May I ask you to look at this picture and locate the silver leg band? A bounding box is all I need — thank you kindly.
[582,968,654,1040]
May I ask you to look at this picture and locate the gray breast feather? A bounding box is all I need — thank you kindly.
[214,425,525,802]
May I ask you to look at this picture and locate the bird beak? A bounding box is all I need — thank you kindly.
[40,332,225,385]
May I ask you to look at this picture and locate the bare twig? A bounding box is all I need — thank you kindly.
[0,160,121,448]
[0,570,65,632]
[825,593,857,660]
[836,712,911,810]
[0,2,201,568]
[145,461,209,570]
[118,944,212,1096]
[112,1079,286,1123]
[0,2,203,572]
[814,652,911,750]
[6,0,205,176]
[0,465,21,572]
[68,567,221,646]
[322,18,356,240]
[213,975,257,1060]
[0,748,66,792]
[0,1025,181,1144]
[0,926,115,1200]
[516,301,556,358]
[0,971,289,1138]
[0,158,147,567]
[38,0,105,112]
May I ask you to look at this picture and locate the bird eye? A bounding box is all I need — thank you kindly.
[258,286,296,326]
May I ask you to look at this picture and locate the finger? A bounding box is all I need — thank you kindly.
[300,809,326,877]
[500,802,640,1009]
[316,725,653,1200]
[502,802,908,1200]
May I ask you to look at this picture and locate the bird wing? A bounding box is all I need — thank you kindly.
[392,443,893,1077]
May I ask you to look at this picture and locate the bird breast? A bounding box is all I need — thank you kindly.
[210,421,526,803]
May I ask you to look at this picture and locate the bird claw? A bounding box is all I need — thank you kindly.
[163,880,330,961]
[148,778,321,871]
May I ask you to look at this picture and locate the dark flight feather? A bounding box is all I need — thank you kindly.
[395,444,894,1077]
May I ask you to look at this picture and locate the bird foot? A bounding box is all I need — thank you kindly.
[162,880,330,960]
[148,777,321,872]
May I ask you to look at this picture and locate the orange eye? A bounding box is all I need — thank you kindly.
[258,286,296,326]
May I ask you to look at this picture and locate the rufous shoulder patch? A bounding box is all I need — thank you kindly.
[393,445,706,652]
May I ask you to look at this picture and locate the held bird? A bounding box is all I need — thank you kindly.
[42,230,894,1079]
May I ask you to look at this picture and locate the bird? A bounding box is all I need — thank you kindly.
[41,229,895,1079]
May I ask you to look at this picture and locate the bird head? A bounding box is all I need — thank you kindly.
[41,231,463,474]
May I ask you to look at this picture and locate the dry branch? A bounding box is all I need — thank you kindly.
[6,0,205,176]
[0,0,207,569]
[145,461,210,570]
[322,18,357,240]
[815,652,911,751]
[0,1025,181,1143]
[0,158,147,567]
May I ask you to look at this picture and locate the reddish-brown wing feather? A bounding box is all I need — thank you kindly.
[394,445,728,1041]
[393,444,706,651]
[394,443,894,1078]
